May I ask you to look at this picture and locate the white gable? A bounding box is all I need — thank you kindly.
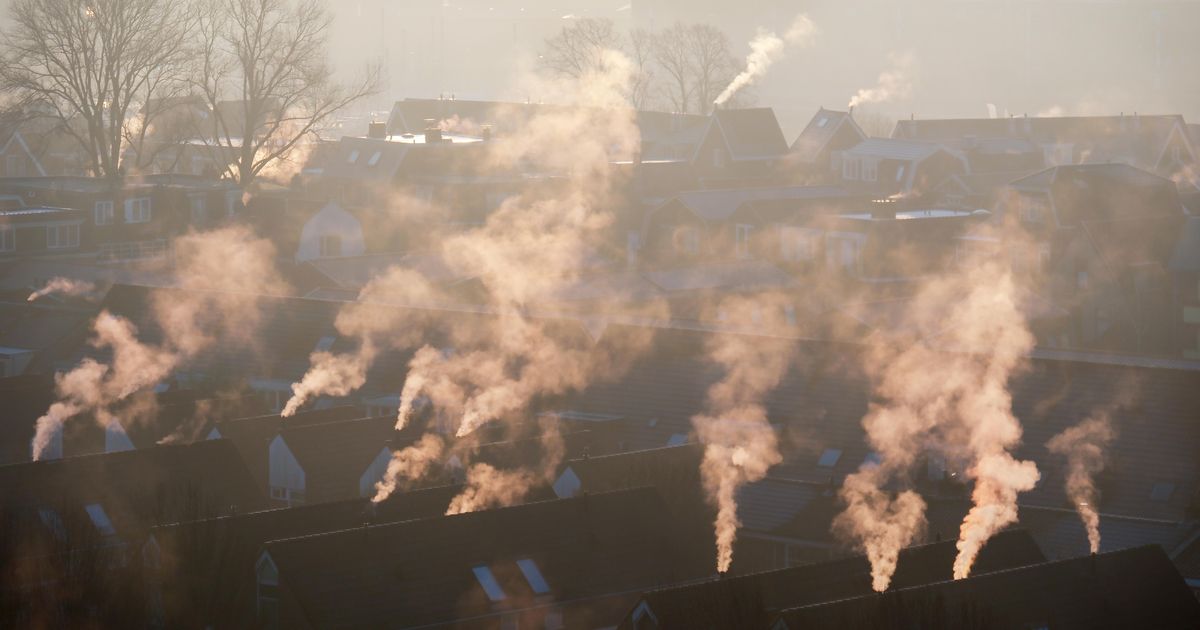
[359,447,392,498]
[268,435,306,492]
[552,466,581,499]
[295,202,366,262]
[105,422,135,453]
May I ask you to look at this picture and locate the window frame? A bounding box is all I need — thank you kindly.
[0,225,14,252]
[46,223,80,249]
[94,200,115,225]
[124,197,152,224]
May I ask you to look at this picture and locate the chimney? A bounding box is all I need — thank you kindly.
[423,118,442,144]
[1133,111,1140,131]
[848,105,855,119]
[367,121,386,139]
[480,124,493,141]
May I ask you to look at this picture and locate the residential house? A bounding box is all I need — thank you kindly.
[785,108,867,183]
[259,488,711,629]
[893,114,1197,181]
[0,206,88,259]
[690,108,790,185]
[618,529,1045,630]
[833,138,969,198]
[267,415,402,506]
[1169,216,1200,359]
[773,546,1200,630]
[1006,163,1186,354]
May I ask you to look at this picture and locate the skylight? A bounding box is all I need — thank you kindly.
[85,503,116,536]
[817,448,842,468]
[472,565,507,602]
[39,507,66,540]
[347,149,360,163]
[516,558,551,594]
[367,151,382,166]
[1150,482,1175,502]
[816,117,829,128]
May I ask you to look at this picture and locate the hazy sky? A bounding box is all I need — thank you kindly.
[321,0,1200,137]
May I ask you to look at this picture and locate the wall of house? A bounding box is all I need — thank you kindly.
[295,203,366,262]
[268,436,306,504]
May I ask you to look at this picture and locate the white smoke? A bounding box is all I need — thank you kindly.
[27,277,97,302]
[714,14,818,107]
[848,51,916,109]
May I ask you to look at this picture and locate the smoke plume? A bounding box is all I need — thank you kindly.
[848,51,916,109]
[833,240,1038,588]
[371,432,445,503]
[30,227,285,460]
[445,420,565,515]
[692,294,795,572]
[27,277,97,302]
[1046,415,1116,553]
[714,15,818,107]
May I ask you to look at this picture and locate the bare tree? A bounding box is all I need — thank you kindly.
[650,22,741,115]
[0,0,196,180]
[539,18,624,81]
[627,28,656,110]
[653,23,695,114]
[196,0,378,189]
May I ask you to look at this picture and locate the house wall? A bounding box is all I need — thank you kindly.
[295,203,366,262]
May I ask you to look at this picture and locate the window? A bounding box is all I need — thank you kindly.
[257,553,280,630]
[347,149,360,163]
[124,197,151,223]
[666,433,688,447]
[1077,270,1089,290]
[1020,196,1047,223]
[367,151,382,166]
[319,234,342,258]
[189,196,207,224]
[5,154,25,177]
[678,226,700,255]
[1150,482,1175,502]
[85,503,116,536]
[862,159,878,182]
[39,508,66,540]
[517,558,551,594]
[817,448,842,468]
[543,608,565,630]
[735,224,753,259]
[94,200,115,225]
[816,116,829,128]
[225,190,240,216]
[842,157,861,180]
[46,224,79,249]
[472,565,508,602]
[784,304,796,326]
[895,164,906,182]
[268,486,305,504]
[0,226,13,252]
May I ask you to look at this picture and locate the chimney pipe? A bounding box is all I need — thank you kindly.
[423,118,442,144]
[367,121,387,139]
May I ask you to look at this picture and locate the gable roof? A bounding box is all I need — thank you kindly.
[790,108,865,163]
[1009,163,1183,227]
[659,185,862,222]
[622,529,1045,629]
[842,137,954,162]
[774,545,1200,630]
[265,487,709,629]
[278,415,398,500]
[710,108,789,161]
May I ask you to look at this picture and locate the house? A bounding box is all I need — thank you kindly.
[1005,163,1186,354]
[294,201,367,262]
[259,487,712,629]
[833,138,969,198]
[268,415,403,505]
[772,545,1200,630]
[893,114,1197,181]
[786,108,867,182]
[690,108,790,185]
[145,484,465,628]
[0,206,88,259]
[617,529,1045,630]
[1169,216,1200,359]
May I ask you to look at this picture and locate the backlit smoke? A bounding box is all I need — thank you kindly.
[1046,415,1116,554]
[30,227,284,460]
[27,277,96,301]
[371,432,445,503]
[833,240,1038,588]
[282,267,436,417]
[714,15,817,107]
[445,420,565,514]
[692,294,795,572]
[848,51,916,109]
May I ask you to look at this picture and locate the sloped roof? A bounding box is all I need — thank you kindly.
[663,185,860,222]
[265,487,708,629]
[278,415,398,500]
[710,108,789,161]
[1009,163,1183,227]
[622,529,1044,630]
[318,136,410,182]
[790,108,865,163]
[1169,216,1200,272]
[842,137,949,162]
[775,545,1200,630]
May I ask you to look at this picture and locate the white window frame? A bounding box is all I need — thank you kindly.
[94,200,115,225]
[124,197,152,223]
[842,157,861,180]
[189,195,207,224]
[46,223,80,249]
[862,159,878,182]
[0,225,14,252]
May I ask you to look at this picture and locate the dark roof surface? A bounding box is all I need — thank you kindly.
[713,108,789,161]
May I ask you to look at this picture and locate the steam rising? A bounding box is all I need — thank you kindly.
[371,433,445,503]
[30,227,285,460]
[1046,415,1115,554]
[692,295,795,572]
[27,277,97,301]
[834,244,1038,589]
[848,51,916,109]
[445,420,566,514]
[714,15,818,107]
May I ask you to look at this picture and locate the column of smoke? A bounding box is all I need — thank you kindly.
[369,50,660,506]
[848,51,916,109]
[1046,414,1116,554]
[27,277,97,302]
[833,234,1039,589]
[692,294,795,573]
[30,227,285,460]
[445,418,566,515]
[714,15,817,107]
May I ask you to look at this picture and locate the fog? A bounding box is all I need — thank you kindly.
[323,0,1200,135]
